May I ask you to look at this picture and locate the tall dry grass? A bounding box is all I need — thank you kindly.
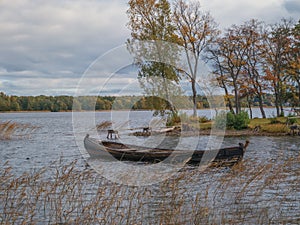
[0,155,299,224]
[0,121,37,140]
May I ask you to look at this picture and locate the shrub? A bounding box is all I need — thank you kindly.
[214,111,227,130]
[167,113,209,127]
[286,114,298,125]
[231,111,250,130]
[166,111,182,126]
[214,111,250,130]
[226,111,236,128]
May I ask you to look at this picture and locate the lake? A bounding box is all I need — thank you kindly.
[0,108,294,174]
[0,110,299,224]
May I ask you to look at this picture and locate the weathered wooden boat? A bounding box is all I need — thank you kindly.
[84,134,249,165]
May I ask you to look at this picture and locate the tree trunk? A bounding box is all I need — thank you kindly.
[258,97,266,118]
[298,80,300,106]
[255,80,266,118]
[227,97,234,114]
[191,78,197,117]
[234,91,240,114]
[233,80,240,114]
[278,84,284,117]
[247,95,253,119]
[224,87,234,114]
[280,104,284,117]
[274,92,280,117]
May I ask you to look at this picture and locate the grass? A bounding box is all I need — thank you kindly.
[198,116,300,134]
[249,117,300,133]
[0,155,299,224]
[0,121,38,140]
[199,121,212,130]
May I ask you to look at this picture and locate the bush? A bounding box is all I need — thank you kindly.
[226,111,236,128]
[167,113,210,127]
[166,112,181,126]
[214,111,250,130]
[231,111,250,130]
[287,114,298,125]
[214,111,227,130]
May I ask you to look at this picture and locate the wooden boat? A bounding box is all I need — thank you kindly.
[84,134,249,165]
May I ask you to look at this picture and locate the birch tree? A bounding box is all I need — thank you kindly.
[173,0,219,117]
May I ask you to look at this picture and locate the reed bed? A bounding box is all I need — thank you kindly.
[0,121,38,140]
[0,155,299,224]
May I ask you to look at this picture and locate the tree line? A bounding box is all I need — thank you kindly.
[0,93,111,112]
[126,0,300,118]
[0,92,208,112]
[0,91,279,113]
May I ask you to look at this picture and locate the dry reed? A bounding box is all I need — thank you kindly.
[0,155,299,224]
[96,121,112,131]
[0,121,37,140]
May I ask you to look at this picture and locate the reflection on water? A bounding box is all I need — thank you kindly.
[0,111,299,223]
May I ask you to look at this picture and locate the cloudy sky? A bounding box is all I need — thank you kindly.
[0,0,299,96]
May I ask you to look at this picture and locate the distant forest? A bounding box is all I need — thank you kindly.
[0,92,201,112]
[0,92,280,112]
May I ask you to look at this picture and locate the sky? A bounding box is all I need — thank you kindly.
[0,0,299,96]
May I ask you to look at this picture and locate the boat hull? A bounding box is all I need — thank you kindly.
[84,135,248,165]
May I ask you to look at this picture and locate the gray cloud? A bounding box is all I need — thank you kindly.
[283,0,300,14]
[201,0,299,29]
[0,0,129,95]
[0,0,299,96]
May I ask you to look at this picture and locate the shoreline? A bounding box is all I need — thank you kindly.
[0,106,294,114]
[197,129,289,137]
[132,128,292,137]
[156,129,292,137]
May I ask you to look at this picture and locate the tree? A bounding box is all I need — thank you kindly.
[0,92,10,111]
[127,0,181,116]
[208,24,249,114]
[206,39,234,114]
[285,20,300,106]
[173,0,219,117]
[10,96,20,111]
[241,19,267,118]
[263,19,294,116]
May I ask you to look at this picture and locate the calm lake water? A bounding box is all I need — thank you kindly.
[0,109,299,224]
